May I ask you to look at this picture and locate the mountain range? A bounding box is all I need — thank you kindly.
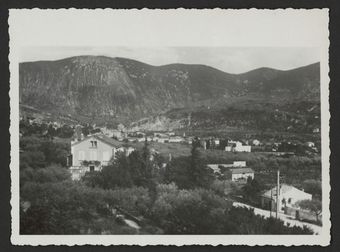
[19,56,320,132]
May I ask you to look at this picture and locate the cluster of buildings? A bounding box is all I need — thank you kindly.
[206,160,317,222]
[207,161,255,183]
[68,126,181,180]
[224,140,252,153]
[201,137,253,153]
[99,124,190,144]
[124,131,187,144]
[66,126,319,222]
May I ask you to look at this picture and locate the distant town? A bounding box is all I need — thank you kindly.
[19,111,322,234]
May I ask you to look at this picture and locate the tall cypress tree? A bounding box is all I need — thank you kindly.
[188,137,213,189]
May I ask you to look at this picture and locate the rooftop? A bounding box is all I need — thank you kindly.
[71,134,123,147]
[262,184,311,198]
[229,167,254,174]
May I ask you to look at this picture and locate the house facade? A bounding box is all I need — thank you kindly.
[225,141,251,152]
[261,184,312,212]
[68,134,133,180]
[207,161,254,183]
[229,168,254,183]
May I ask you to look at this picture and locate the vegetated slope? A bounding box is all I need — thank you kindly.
[19,56,320,129]
[20,56,238,121]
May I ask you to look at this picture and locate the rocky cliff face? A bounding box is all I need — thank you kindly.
[19,56,320,124]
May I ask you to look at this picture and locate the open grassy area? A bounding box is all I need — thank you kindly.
[128,142,192,158]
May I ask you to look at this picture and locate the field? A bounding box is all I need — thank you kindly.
[127,140,321,191]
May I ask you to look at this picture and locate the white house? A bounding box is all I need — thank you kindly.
[168,136,185,143]
[225,141,251,152]
[261,184,312,212]
[231,161,247,167]
[207,161,251,181]
[68,134,133,180]
[229,168,254,183]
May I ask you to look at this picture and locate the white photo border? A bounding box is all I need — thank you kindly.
[9,8,330,246]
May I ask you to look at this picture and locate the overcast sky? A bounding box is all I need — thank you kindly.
[20,47,319,74]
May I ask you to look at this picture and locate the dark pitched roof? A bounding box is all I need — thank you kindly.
[71,134,122,147]
[94,134,122,147]
[229,168,254,174]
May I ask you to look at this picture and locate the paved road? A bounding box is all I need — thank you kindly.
[232,202,322,234]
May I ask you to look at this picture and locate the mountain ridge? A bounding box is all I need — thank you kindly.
[19,56,320,126]
[20,55,318,74]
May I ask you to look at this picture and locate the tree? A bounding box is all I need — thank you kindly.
[210,180,239,196]
[242,177,265,206]
[105,186,152,217]
[83,152,133,189]
[151,184,230,234]
[163,156,191,188]
[140,140,155,189]
[223,207,313,234]
[20,181,128,234]
[20,164,70,186]
[187,137,214,189]
[20,150,46,170]
[20,135,70,169]
[163,139,214,190]
[82,144,159,192]
[296,199,322,222]
[302,179,322,199]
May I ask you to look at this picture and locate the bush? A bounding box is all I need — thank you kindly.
[20,135,70,169]
[210,180,239,196]
[105,187,152,217]
[302,179,322,199]
[223,207,313,234]
[20,164,70,186]
[151,184,230,234]
[20,181,110,234]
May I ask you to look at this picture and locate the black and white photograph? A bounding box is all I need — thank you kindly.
[9,9,330,246]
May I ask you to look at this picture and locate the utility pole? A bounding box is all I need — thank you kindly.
[270,188,273,218]
[276,169,280,219]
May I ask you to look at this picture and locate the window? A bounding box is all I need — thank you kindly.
[90,165,95,172]
[90,140,98,148]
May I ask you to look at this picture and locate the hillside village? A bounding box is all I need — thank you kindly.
[19,112,322,234]
[18,58,322,235]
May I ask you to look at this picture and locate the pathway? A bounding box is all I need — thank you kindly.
[232,202,322,234]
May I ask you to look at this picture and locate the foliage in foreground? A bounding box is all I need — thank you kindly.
[20,178,313,235]
[19,135,314,235]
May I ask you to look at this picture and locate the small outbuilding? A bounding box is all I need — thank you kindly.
[261,184,312,212]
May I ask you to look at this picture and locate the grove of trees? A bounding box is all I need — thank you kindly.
[20,133,314,234]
